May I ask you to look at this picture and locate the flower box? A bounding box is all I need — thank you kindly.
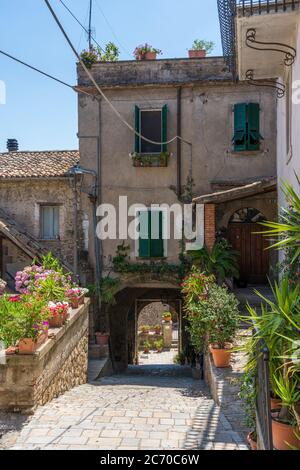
[131,152,170,168]
[95,332,109,346]
[188,49,206,58]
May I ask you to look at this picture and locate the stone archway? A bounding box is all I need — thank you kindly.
[106,285,183,372]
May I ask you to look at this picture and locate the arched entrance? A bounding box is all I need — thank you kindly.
[134,299,182,366]
[228,208,269,285]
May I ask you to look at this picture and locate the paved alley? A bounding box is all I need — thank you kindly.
[3,365,248,451]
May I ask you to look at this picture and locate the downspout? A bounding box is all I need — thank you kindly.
[177,86,182,198]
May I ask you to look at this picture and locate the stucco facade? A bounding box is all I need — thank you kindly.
[77,57,277,276]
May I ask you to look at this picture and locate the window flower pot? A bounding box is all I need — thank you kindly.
[272,418,300,450]
[210,345,232,368]
[95,332,109,346]
[188,49,206,58]
[247,432,257,451]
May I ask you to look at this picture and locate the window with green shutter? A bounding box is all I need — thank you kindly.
[233,103,262,152]
[138,210,164,258]
[134,106,168,154]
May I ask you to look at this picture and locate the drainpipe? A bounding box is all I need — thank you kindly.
[177,86,182,198]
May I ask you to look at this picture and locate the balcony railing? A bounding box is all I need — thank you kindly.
[217,0,299,77]
[238,0,298,16]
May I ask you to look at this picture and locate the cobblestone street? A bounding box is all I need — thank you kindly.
[1,365,248,451]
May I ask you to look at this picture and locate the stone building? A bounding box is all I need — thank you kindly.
[0,149,81,289]
[77,56,277,371]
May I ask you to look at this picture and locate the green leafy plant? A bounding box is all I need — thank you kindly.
[98,42,119,62]
[260,176,300,264]
[88,276,121,306]
[36,274,67,302]
[190,39,214,54]
[238,371,257,439]
[143,340,151,352]
[140,325,150,334]
[133,43,162,60]
[188,239,239,281]
[174,351,186,365]
[154,338,164,351]
[181,267,215,311]
[80,47,99,68]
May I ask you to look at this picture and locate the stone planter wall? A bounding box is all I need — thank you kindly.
[0,300,90,412]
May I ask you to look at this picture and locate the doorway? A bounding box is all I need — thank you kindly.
[228,208,269,284]
[133,299,182,366]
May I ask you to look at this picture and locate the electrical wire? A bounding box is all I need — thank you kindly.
[0,49,74,89]
[0,48,99,100]
[59,0,105,53]
[94,0,132,59]
[44,0,193,150]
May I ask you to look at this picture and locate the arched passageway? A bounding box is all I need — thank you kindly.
[107,286,187,372]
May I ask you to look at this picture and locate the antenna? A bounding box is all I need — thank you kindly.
[88,0,93,51]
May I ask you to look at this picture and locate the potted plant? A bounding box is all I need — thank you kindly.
[271,374,300,450]
[143,340,151,354]
[140,324,150,334]
[95,332,109,346]
[207,285,239,368]
[188,39,214,59]
[238,371,257,450]
[162,312,172,322]
[154,324,162,335]
[133,43,162,61]
[66,287,84,309]
[48,302,69,328]
[154,338,164,353]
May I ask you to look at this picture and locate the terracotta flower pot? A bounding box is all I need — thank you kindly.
[271,398,282,410]
[272,418,300,450]
[18,338,38,355]
[163,316,172,322]
[49,315,64,328]
[211,346,232,368]
[138,51,157,60]
[144,348,150,354]
[78,294,85,306]
[95,333,109,346]
[188,49,206,58]
[70,297,80,309]
[247,432,258,451]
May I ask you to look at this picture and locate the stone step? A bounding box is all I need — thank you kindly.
[88,344,109,360]
[88,358,113,382]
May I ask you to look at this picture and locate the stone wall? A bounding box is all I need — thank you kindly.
[0,300,89,412]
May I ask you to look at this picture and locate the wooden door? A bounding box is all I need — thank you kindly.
[228,223,269,284]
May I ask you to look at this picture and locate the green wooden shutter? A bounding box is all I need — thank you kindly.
[247,103,261,150]
[162,105,168,153]
[233,103,247,151]
[134,105,140,153]
[138,211,150,257]
[150,211,164,258]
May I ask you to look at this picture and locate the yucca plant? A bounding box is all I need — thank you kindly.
[260,176,300,264]
[187,238,239,282]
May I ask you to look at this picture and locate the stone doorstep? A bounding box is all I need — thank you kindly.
[88,344,109,360]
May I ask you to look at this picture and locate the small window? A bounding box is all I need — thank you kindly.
[138,210,164,258]
[40,206,60,240]
[233,103,263,152]
[134,105,168,154]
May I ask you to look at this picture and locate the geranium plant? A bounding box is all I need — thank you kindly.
[133,43,162,60]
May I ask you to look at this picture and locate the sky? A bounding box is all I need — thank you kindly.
[0,0,222,152]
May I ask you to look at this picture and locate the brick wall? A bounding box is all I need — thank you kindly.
[204,204,216,252]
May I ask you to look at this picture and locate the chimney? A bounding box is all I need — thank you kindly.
[7,139,19,152]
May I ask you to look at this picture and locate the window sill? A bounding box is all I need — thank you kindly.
[130,152,170,168]
[136,257,167,261]
[230,150,264,157]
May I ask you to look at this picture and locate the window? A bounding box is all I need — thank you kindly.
[40,206,60,240]
[233,103,262,152]
[138,210,164,258]
[134,105,168,154]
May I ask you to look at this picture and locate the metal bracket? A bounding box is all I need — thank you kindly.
[246,69,286,98]
[246,28,296,66]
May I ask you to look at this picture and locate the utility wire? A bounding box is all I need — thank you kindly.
[0,48,74,89]
[0,48,98,100]
[44,0,193,150]
[94,0,131,59]
[59,0,105,53]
